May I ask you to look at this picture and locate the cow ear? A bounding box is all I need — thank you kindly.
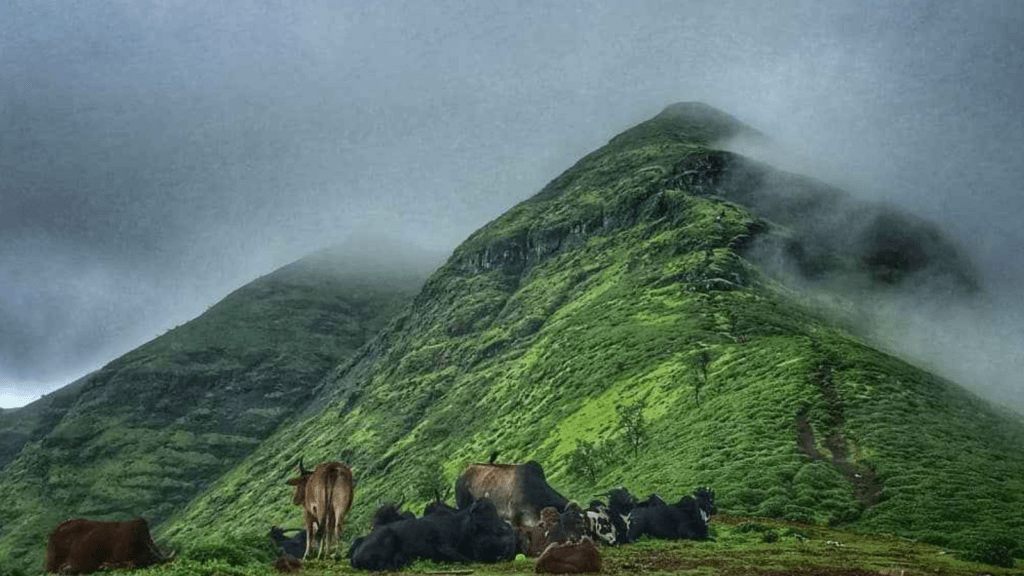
[286,477,302,485]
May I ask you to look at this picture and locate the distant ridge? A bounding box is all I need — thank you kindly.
[0,243,436,568]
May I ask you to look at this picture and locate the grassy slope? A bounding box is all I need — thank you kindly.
[0,375,91,471]
[0,249,431,571]
[75,515,1024,576]
[159,103,1024,566]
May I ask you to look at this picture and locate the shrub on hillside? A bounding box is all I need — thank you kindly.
[781,505,816,524]
[0,565,28,576]
[916,531,952,548]
[755,495,788,519]
[955,534,1018,568]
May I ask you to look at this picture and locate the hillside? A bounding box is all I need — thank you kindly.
[0,244,437,569]
[159,102,1024,565]
[0,375,90,471]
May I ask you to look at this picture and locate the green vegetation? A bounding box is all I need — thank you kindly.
[69,516,1024,576]
[2,103,1021,572]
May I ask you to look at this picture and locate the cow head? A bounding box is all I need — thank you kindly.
[371,502,412,529]
[285,459,313,506]
[604,487,638,517]
[641,493,667,508]
[424,499,457,516]
[269,526,287,545]
[694,487,716,521]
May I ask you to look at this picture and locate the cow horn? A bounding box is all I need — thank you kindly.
[298,457,309,476]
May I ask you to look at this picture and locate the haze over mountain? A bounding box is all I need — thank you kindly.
[3,1,1024,413]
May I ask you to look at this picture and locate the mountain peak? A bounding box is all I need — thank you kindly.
[610,101,765,148]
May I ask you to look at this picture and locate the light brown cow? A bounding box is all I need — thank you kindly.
[286,459,354,559]
[45,517,173,574]
[455,457,568,529]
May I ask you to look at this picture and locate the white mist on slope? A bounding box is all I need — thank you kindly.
[725,135,1024,417]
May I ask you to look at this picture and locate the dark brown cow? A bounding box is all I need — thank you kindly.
[518,506,562,557]
[286,459,354,559]
[45,517,172,574]
[455,458,568,529]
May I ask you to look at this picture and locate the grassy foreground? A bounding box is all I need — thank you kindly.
[28,515,1018,576]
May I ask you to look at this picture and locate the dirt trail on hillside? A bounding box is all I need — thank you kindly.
[796,363,883,508]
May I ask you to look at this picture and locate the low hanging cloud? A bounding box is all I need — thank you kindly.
[2,1,1023,409]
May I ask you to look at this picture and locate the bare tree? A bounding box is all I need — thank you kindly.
[692,348,712,407]
[617,400,647,458]
[568,440,604,483]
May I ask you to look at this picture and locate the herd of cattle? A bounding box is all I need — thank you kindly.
[43,455,715,574]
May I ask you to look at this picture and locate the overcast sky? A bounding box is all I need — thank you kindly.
[2,1,1023,409]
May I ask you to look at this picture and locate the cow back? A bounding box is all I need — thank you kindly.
[304,466,330,526]
[45,517,164,573]
[456,464,518,516]
[327,462,354,525]
[456,461,568,528]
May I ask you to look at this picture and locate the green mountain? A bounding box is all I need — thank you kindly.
[3,102,1022,572]
[156,102,1023,561]
[0,243,436,569]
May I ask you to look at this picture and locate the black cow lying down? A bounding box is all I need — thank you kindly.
[349,498,518,571]
[269,526,306,559]
[625,487,716,542]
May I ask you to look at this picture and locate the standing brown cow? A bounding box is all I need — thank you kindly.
[45,517,173,574]
[286,459,354,559]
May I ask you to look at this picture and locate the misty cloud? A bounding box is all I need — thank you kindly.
[2,0,1023,408]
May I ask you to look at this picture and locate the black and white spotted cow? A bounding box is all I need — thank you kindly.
[583,488,636,546]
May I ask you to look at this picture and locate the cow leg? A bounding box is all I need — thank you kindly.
[322,510,335,560]
[303,513,317,560]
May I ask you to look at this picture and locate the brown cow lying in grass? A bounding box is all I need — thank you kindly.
[521,503,602,573]
[45,517,173,574]
[535,538,602,574]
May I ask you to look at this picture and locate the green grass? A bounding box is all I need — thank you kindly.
[37,515,1019,576]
